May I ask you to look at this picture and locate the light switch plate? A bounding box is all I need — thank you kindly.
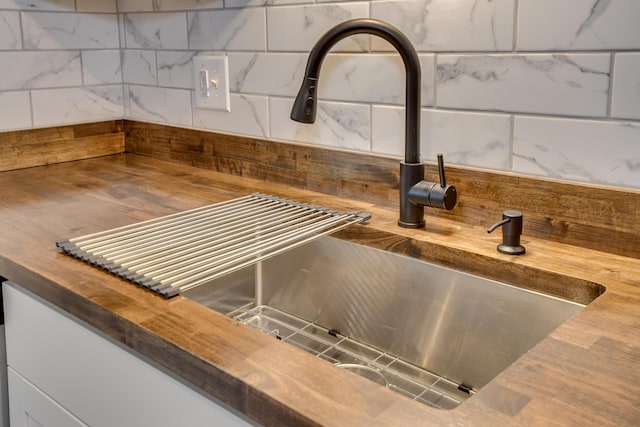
[193,55,231,111]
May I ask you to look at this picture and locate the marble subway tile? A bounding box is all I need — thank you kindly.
[226,0,301,7]
[371,106,511,169]
[611,53,640,120]
[0,12,22,50]
[266,3,369,52]
[371,0,515,52]
[518,0,640,50]
[437,54,610,117]
[124,12,188,49]
[229,52,435,105]
[513,116,640,189]
[22,12,119,49]
[119,0,223,11]
[117,0,153,12]
[193,94,269,138]
[0,51,81,91]
[32,85,123,127]
[122,50,158,85]
[154,0,223,10]
[82,50,122,85]
[188,9,266,51]
[422,109,511,169]
[0,0,75,11]
[0,91,32,131]
[76,0,117,13]
[157,51,197,89]
[128,85,192,126]
[270,97,370,151]
[228,52,306,96]
[318,53,435,106]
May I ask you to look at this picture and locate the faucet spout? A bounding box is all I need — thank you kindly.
[291,18,421,164]
[291,18,456,228]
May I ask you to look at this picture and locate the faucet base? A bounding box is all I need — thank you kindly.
[397,219,426,229]
[399,162,425,228]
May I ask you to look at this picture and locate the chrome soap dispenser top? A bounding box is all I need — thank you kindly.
[290,18,457,229]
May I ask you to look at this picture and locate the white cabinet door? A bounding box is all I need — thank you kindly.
[7,368,87,427]
[3,282,253,427]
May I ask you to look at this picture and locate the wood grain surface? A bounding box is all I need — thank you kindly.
[0,121,124,171]
[124,121,640,259]
[0,154,638,426]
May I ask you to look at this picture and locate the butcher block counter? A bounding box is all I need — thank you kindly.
[0,152,639,426]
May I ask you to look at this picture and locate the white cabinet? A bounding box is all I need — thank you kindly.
[7,368,87,427]
[3,282,253,427]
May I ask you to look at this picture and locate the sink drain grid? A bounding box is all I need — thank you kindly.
[234,305,473,410]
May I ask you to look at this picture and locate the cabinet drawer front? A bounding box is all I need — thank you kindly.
[8,368,88,427]
[3,283,251,427]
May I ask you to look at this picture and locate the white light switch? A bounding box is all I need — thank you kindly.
[193,55,230,111]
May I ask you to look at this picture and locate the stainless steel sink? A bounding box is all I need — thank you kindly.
[184,236,601,409]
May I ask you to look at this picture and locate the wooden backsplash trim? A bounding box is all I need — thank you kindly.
[124,120,640,259]
[0,121,124,172]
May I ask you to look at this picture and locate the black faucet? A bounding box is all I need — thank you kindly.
[290,18,456,228]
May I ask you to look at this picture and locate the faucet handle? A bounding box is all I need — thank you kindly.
[407,155,457,211]
[431,154,457,210]
[437,153,447,188]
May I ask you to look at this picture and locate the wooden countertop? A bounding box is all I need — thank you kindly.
[0,154,638,426]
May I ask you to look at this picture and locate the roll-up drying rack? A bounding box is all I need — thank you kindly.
[57,193,370,298]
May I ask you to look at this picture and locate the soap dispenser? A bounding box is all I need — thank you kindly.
[487,210,526,255]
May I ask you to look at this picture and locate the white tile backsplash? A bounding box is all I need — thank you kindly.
[193,94,269,138]
[437,54,610,117]
[82,50,122,85]
[188,9,266,51]
[1,1,640,190]
[266,4,369,52]
[76,0,117,13]
[513,116,640,189]
[370,0,515,52]
[372,106,511,170]
[226,0,299,7]
[157,51,197,89]
[32,85,123,126]
[124,12,188,49]
[0,0,75,11]
[0,51,81,90]
[229,52,306,96]
[270,97,371,151]
[155,0,223,11]
[128,85,192,126]
[116,0,153,12]
[118,0,224,9]
[0,91,32,131]
[0,11,22,50]
[122,50,158,85]
[228,52,435,105]
[517,0,640,51]
[611,53,640,120]
[22,12,119,49]
[317,54,435,106]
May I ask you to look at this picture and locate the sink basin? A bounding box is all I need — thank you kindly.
[184,236,602,409]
